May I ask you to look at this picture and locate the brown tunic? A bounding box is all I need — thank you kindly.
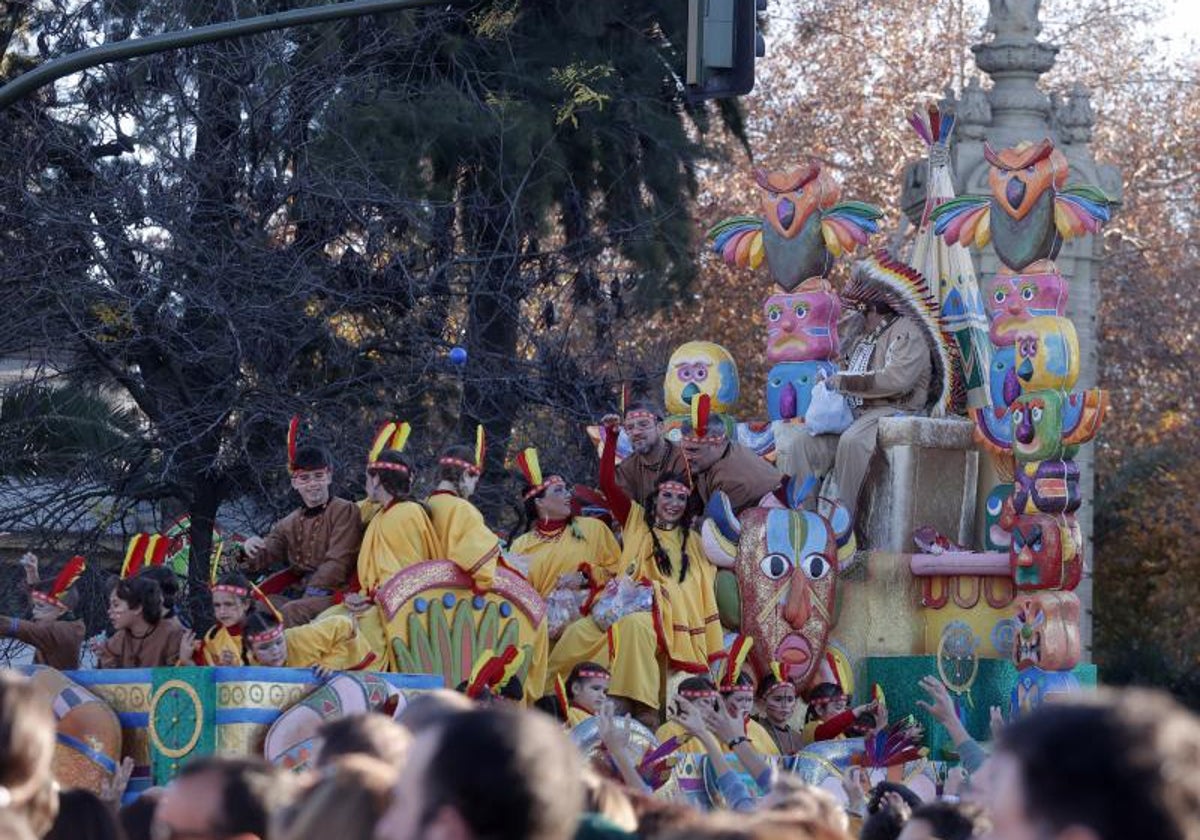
[99,620,185,668]
[695,442,782,513]
[615,439,689,506]
[244,497,362,591]
[837,316,931,413]
[4,617,85,670]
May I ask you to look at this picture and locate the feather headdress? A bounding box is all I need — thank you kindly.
[31,555,87,608]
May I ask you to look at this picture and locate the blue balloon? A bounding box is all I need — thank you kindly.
[448,346,468,366]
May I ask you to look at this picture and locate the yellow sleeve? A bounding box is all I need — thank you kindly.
[286,614,362,669]
[431,496,499,591]
[581,518,623,583]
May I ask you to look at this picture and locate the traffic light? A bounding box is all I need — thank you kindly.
[685,0,766,101]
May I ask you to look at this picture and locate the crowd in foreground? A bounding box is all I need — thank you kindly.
[4,669,1200,840]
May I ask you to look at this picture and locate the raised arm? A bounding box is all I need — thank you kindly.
[598,420,632,524]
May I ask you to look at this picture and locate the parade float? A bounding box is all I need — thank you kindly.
[5,0,1121,812]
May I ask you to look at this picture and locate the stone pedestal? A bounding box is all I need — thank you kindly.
[860,417,979,553]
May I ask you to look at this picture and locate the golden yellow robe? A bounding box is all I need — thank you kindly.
[426,491,499,591]
[510,517,622,598]
[320,499,440,671]
[654,718,779,756]
[280,615,376,670]
[197,625,244,665]
[567,706,594,729]
[547,506,722,710]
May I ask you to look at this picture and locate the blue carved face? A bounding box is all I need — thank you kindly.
[766,361,836,421]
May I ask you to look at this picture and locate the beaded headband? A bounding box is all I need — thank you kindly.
[30,591,64,608]
[247,624,284,645]
[657,481,691,497]
[624,409,659,423]
[577,669,610,681]
[368,461,410,474]
[764,680,797,698]
[439,456,481,476]
[679,689,719,699]
[524,474,565,500]
[810,693,848,706]
[719,684,755,696]
[211,584,249,597]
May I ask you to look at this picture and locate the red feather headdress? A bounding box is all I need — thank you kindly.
[31,555,87,608]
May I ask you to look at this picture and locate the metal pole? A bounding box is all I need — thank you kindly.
[0,0,452,109]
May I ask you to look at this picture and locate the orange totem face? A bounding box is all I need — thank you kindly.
[1013,591,1081,672]
[755,164,840,240]
[733,507,841,687]
[985,140,1069,221]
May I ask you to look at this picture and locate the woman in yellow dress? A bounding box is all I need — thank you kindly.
[507,448,622,600]
[546,420,724,725]
[427,434,499,592]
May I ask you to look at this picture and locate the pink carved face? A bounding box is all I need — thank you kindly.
[986,264,1068,346]
[734,508,840,688]
[764,285,840,363]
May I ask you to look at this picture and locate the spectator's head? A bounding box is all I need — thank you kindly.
[622,401,666,456]
[210,572,256,629]
[868,782,922,813]
[0,811,35,840]
[276,755,395,840]
[109,576,164,629]
[897,801,988,840]
[0,672,57,836]
[314,712,410,769]
[392,690,473,734]
[758,774,848,835]
[566,662,610,715]
[118,789,161,840]
[44,789,122,840]
[374,707,583,840]
[136,565,180,617]
[244,611,289,667]
[153,756,297,840]
[436,444,483,499]
[861,803,908,840]
[990,688,1200,840]
[580,768,637,833]
[291,445,334,508]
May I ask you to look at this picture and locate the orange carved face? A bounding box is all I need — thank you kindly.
[755,164,840,239]
[985,140,1068,221]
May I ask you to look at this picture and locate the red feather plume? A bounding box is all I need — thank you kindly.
[50,555,87,599]
[287,415,300,471]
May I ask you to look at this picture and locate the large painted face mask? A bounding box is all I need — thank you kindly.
[663,341,740,416]
[985,265,1068,346]
[700,487,854,687]
[764,281,841,364]
[1013,591,1081,672]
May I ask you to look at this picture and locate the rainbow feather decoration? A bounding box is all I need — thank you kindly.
[852,716,928,768]
[1055,184,1113,237]
[820,201,884,257]
[707,215,765,269]
[931,195,992,248]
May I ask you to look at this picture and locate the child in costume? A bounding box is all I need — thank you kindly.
[557,661,611,728]
[99,576,185,668]
[177,572,261,666]
[0,554,87,670]
[655,675,723,752]
[243,610,376,672]
[316,424,439,671]
[717,641,780,756]
[547,411,724,724]
[752,664,804,755]
[426,429,499,592]
[508,448,622,599]
[802,682,879,744]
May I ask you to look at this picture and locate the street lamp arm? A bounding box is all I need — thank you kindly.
[0,0,452,109]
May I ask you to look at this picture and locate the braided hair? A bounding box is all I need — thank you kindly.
[642,472,698,583]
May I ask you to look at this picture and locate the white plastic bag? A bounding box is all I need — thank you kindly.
[804,376,854,435]
[590,576,654,631]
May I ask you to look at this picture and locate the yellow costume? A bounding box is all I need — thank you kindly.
[547,507,722,710]
[319,499,439,670]
[196,625,244,666]
[654,718,779,756]
[247,615,376,670]
[510,517,622,597]
[567,706,594,728]
[427,491,499,591]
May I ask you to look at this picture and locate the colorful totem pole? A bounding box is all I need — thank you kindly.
[932,137,1114,715]
[707,162,883,420]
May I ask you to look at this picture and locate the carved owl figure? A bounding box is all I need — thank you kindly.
[663,341,740,416]
[708,162,883,291]
[931,139,1115,272]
